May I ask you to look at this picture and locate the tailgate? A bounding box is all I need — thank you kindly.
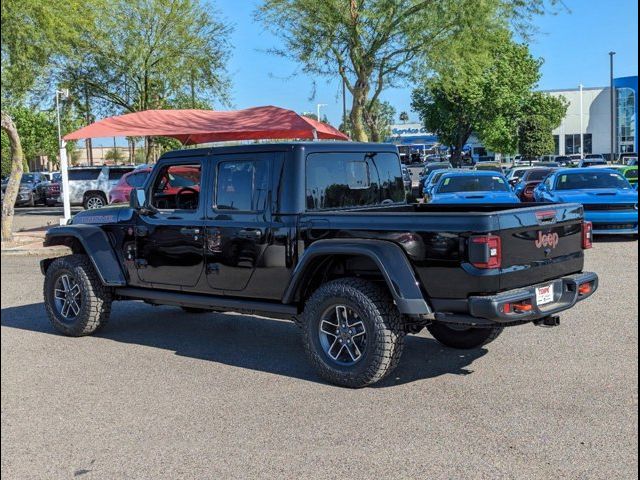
[497,204,585,291]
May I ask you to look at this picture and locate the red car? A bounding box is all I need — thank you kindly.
[513,167,556,202]
[109,168,151,204]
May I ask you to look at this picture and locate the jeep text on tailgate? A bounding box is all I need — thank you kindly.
[41,143,598,388]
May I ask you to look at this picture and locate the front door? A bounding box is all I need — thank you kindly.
[135,160,206,288]
[205,154,273,291]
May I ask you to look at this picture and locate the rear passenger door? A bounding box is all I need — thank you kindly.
[204,153,274,292]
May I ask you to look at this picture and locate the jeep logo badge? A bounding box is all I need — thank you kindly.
[535,231,559,249]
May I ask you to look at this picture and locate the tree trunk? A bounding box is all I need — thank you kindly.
[1,112,25,243]
[350,87,369,142]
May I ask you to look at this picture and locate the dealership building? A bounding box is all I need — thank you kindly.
[547,75,638,157]
[389,75,638,159]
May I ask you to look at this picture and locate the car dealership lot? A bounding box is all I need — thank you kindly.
[1,239,637,479]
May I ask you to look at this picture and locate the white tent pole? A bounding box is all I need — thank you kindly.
[55,89,71,224]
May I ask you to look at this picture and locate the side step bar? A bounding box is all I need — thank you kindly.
[115,287,298,317]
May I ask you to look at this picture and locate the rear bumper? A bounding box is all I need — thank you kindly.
[433,272,598,326]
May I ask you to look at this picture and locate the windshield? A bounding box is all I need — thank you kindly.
[20,174,37,183]
[52,173,62,182]
[555,171,632,190]
[438,175,510,193]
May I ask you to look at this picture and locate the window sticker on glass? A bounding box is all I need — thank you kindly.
[495,177,505,184]
[346,161,370,189]
[443,178,451,185]
[560,175,567,183]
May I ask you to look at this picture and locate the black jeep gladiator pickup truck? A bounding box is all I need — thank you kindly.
[41,142,598,387]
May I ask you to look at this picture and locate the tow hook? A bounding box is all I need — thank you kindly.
[534,315,560,327]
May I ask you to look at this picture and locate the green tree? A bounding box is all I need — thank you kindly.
[1,0,94,240]
[364,100,396,142]
[412,33,542,164]
[257,0,557,142]
[61,0,232,161]
[399,111,410,123]
[518,92,568,161]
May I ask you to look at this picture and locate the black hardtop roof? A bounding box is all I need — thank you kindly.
[161,141,399,160]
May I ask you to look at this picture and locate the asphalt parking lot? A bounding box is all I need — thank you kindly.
[1,234,638,479]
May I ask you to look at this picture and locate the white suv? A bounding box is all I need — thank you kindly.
[57,166,135,209]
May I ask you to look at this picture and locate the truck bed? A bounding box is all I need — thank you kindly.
[300,202,586,300]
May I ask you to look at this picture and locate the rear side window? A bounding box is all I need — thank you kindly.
[306,152,405,210]
[108,167,133,180]
[215,160,269,212]
[624,169,638,180]
[68,169,101,181]
[125,172,149,188]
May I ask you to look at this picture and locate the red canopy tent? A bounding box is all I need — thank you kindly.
[64,105,349,143]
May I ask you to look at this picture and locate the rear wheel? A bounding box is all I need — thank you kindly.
[427,322,503,349]
[83,193,106,210]
[302,278,405,388]
[43,254,113,336]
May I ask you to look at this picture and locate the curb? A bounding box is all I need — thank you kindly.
[1,247,71,257]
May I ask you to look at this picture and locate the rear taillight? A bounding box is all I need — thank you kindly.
[469,235,502,269]
[582,221,593,249]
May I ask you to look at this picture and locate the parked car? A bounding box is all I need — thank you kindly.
[584,154,606,161]
[109,168,152,204]
[422,168,464,200]
[505,166,535,186]
[474,162,504,173]
[554,156,574,167]
[428,171,520,204]
[513,167,557,202]
[578,158,608,168]
[40,142,598,388]
[417,161,452,193]
[534,168,638,235]
[1,172,48,206]
[620,154,638,166]
[50,165,136,209]
[534,161,561,168]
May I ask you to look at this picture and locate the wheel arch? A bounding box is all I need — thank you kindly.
[41,225,126,287]
[282,239,431,316]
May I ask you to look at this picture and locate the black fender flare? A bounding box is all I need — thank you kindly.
[282,239,431,315]
[41,225,127,287]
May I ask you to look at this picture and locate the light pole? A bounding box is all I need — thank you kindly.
[316,103,327,122]
[579,83,584,157]
[609,51,616,162]
[55,88,71,223]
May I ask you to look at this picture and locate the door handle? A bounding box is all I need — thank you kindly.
[180,227,201,236]
[238,229,262,239]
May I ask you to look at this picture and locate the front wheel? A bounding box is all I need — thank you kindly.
[43,254,113,336]
[302,278,405,388]
[427,322,503,349]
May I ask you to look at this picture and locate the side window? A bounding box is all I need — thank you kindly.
[68,169,101,181]
[215,160,269,212]
[306,152,404,210]
[126,172,148,188]
[545,176,554,190]
[150,164,201,211]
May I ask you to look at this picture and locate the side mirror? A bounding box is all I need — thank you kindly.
[130,188,146,210]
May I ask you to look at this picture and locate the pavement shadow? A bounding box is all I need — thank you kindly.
[594,235,638,244]
[1,302,487,388]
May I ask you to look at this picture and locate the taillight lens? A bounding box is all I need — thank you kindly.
[582,221,593,249]
[470,235,502,269]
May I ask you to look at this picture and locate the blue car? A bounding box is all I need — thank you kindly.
[534,168,638,235]
[422,168,460,199]
[428,171,520,204]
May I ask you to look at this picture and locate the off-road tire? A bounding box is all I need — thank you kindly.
[427,322,503,349]
[302,278,405,388]
[83,192,107,210]
[180,306,210,314]
[43,254,113,336]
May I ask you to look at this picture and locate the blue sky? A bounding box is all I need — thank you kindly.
[217,0,638,125]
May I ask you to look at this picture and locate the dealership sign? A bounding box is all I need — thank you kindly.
[390,123,432,137]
